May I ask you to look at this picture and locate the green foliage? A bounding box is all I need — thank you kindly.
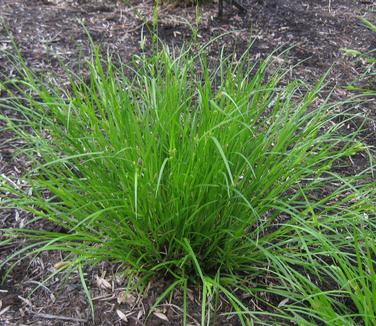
[342,17,375,95]
[1,43,375,324]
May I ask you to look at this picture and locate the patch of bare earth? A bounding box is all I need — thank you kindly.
[0,0,374,324]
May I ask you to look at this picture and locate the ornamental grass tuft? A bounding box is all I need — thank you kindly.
[1,42,375,324]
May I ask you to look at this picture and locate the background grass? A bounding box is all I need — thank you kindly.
[1,42,375,324]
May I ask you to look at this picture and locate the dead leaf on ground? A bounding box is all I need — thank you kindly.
[278,298,289,307]
[153,311,169,321]
[116,309,128,322]
[117,291,137,305]
[95,275,112,290]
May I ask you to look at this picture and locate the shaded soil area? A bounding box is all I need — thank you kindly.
[0,0,375,325]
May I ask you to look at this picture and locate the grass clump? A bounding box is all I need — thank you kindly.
[342,17,375,95]
[1,43,375,324]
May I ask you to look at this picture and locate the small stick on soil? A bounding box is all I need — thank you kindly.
[28,311,87,323]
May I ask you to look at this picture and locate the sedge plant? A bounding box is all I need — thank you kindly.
[0,41,375,324]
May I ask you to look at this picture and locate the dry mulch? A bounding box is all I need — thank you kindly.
[0,0,375,325]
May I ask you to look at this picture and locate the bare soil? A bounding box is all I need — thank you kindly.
[0,0,375,325]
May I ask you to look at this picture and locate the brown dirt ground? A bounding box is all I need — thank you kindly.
[0,0,375,325]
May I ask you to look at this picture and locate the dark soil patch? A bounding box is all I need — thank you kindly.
[0,0,375,325]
